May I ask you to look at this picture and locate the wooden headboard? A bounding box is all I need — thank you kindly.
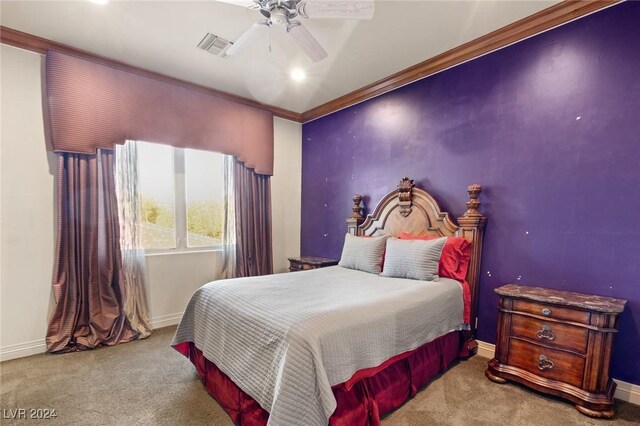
[346,178,487,349]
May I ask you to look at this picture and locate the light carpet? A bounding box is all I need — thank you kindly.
[1,326,638,425]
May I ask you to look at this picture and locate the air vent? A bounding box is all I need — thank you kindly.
[197,33,233,57]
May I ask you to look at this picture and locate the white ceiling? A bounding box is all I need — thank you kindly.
[0,0,559,113]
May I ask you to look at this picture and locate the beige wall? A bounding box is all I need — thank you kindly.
[0,45,56,357]
[0,45,302,360]
[271,118,302,273]
[144,251,223,329]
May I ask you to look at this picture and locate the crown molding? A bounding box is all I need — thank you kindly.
[301,0,621,122]
[0,26,303,123]
[0,1,621,125]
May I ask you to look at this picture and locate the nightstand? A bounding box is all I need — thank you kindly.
[485,284,626,418]
[288,256,339,272]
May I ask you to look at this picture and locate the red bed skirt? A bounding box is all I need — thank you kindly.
[173,331,469,426]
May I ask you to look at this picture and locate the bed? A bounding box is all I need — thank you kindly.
[172,178,487,426]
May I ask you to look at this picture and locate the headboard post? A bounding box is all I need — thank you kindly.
[457,184,487,341]
[346,194,365,235]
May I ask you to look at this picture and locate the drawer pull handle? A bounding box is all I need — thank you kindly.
[538,354,555,371]
[536,325,556,341]
[541,308,552,316]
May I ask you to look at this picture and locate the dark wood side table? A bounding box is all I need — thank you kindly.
[485,284,626,418]
[288,256,339,272]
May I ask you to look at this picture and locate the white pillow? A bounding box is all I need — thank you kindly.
[338,233,387,274]
[381,237,446,281]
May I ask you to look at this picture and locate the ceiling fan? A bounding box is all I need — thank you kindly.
[224,0,375,62]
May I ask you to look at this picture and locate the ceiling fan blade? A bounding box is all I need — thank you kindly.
[297,0,374,20]
[213,0,256,8]
[226,21,270,57]
[287,23,328,63]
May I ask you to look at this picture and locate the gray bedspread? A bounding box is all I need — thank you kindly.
[172,266,464,426]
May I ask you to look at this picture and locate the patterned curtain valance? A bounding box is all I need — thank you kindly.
[45,50,274,175]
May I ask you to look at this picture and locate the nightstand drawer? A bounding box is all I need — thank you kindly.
[508,338,585,388]
[512,299,590,324]
[511,314,588,354]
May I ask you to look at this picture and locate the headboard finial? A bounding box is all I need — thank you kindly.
[351,194,364,219]
[398,177,415,217]
[463,184,483,217]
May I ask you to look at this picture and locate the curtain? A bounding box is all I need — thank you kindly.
[221,155,236,279]
[47,150,138,352]
[231,159,273,277]
[115,141,151,338]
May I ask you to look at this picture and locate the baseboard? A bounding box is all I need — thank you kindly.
[476,340,639,405]
[149,312,183,329]
[1,312,184,362]
[0,339,47,362]
[477,340,496,359]
[615,379,640,405]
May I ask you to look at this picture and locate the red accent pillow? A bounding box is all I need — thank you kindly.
[398,233,472,324]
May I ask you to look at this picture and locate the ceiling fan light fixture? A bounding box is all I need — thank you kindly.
[270,9,289,26]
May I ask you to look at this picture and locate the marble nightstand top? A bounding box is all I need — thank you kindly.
[495,284,627,313]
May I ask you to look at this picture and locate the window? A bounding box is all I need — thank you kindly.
[185,149,225,247]
[137,141,225,251]
[138,142,176,250]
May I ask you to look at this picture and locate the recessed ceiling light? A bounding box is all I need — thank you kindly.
[290,68,306,82]
[89,0,109,5]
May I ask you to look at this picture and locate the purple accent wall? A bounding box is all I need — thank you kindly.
[301,2,640,385]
